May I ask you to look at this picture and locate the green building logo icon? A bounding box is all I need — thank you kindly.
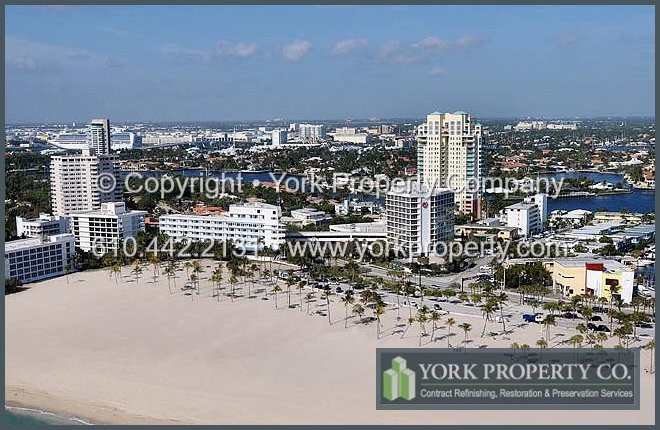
[383,356,416,401]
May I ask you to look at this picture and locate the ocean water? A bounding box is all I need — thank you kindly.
[5,407,89,425]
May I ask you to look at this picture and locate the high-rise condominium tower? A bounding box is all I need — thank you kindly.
[88,118,111,155]
[416,111,483,216]
[50,148,122,216]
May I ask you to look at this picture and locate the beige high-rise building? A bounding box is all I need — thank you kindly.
[416,111,483,216]
[50,148,122,216]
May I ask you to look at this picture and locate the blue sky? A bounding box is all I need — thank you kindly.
[5,5,655,123]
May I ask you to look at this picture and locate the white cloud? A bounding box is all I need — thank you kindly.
[427,67,449,77]
[216,40,258,58]
[377,35,482,64]
[281,40,312,62]
[5,36,113,72]
[329,38,368,56]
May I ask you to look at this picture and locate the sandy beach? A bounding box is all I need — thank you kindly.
[5,261,655,425]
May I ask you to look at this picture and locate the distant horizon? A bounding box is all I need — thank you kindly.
[6,5,654,123]
[5,114,655,127]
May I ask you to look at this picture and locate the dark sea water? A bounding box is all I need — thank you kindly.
[542,172,655,213]
[5,408,88,425]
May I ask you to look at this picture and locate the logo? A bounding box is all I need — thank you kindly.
[382,356,416,401]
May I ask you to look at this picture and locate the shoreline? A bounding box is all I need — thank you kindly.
[5,404,94,426]
[5,386,180,425]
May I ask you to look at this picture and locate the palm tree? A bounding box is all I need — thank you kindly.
[249,263,259,298]
[189,273,198,300]
[183,261,193,283]
[393,283,403,321]
[542,314,556,343]
[458,322,472,348]
[446,317,456,347]
[352,303,365,324]
[271,284,282,309]
[229,275,238,301]
[114,263,123,284]
[481,299,497,337]
[297,281,306,311]
[211,267,223,302]
[131,259,143,283]
[322,289,333,325]
[417,311,428,346]
[568,334,584,360]
[341,291,355,328]
[644,339,655,373]
[150,254,160,280]
[536,338,548,361]
[496,292,508,332]
[401,316,416,339]
[374,303,385,339]
[191,261,203,294]
[429,311,441,342]
[286,274,295,308]
[305,292,314,315]
[163,262,175,294]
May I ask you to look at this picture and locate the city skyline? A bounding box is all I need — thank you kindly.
[6,5,655,122]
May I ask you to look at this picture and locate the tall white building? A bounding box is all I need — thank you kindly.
[4,234,76,283]
[69,202,147,252]
[385,182,454,257]
[299,124,325,142]
[272,129,288,145]
[159,202,285,251]
[504,194,547,237]
[89,118,111,155]
[16,214,70,238]
[50,148,123,216]
[416,111,483,215]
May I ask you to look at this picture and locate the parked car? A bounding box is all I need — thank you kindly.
[562,312,580,319]
[335,287,343,293]
[594,325,611,332]
[587,322,597,331]
[433,303,442,311]
[523,313,543,323]
[589,315,603,321]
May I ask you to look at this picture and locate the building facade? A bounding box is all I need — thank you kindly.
[159,202,286,251]
[547,259,634,304]
[88,118,111,155]
[271,129,288,145]
[16,214,70,238]
[416,111,483,215]
[50,149,123,216]
[504,193,547,237]
[4,234,76,283]
[385,183,454,257]
[299,124,326,142]
[69,202,147,252]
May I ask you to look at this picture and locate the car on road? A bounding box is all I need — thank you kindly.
[335,287,343,293]
[433,303,442,311]
[562,312,580,319]
[636,322,654,329]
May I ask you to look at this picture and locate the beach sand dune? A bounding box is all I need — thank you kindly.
[5,265,655,424]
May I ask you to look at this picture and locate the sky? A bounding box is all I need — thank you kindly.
[5,5,655,123]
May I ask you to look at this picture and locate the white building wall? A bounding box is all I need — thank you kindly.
[159,203,285,250]
[4,234,76,283]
